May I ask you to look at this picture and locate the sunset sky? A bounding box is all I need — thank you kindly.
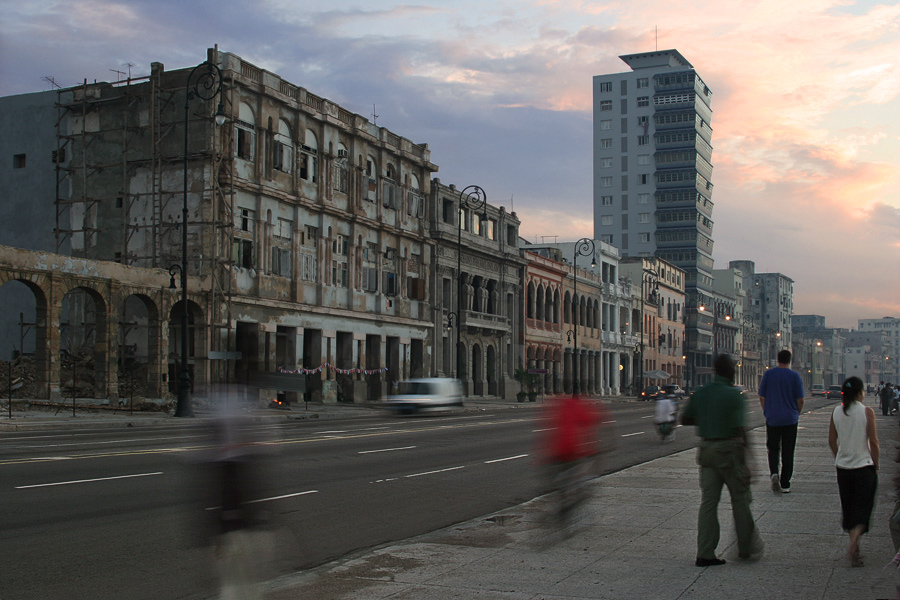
[2,0,898,328]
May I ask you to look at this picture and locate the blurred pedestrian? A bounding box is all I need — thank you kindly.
[538,394,605,534]
[881,383,893,416]
[681,354,763,566]
[759,349,805,493]
[654,393,677,442]
[828,376,879,567]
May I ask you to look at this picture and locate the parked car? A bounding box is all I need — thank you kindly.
[810,384,825,397]
[640,385,661,401]
[382,378,464,415]
[662,384,685,398]
[826,385,842,399]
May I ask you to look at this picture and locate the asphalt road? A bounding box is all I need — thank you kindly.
[0,394,840,600]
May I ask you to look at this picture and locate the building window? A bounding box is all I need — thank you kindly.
[600,215,613,226]
[637,77,649,89]
[637,116,648,127]
[333,146,349,194]
[600,119,611,130]
[407,277,426,300]
[637,154,650,165]
[305,225,318,247]
[600,100,613,111]
[273,120,292,173]
[600,234,613,244]
[638,232,650,243]
[332,261,348,288]
[637,96,649,107]
[637,135,649,146]
[638,174,649,185]
[638,213,650,223]
[601,195,613,206]
[599,81,612,93]
[299,151,317,183]
[332,234,348,256]
[271,247,292,277]
[13,154,26,169]
[600,138,612,149]
[638,193,650,204]
[233,239,253,269]
[600,177,613,187]
[235,122,255,161]
[600,157,613,168]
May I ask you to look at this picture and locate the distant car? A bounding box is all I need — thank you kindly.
[640,385,661,401]
[382,378,464,415]
[662,384,685,398]
[826,385,842,399]
[810,384,825,397]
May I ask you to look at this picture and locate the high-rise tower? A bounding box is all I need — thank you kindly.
[592,50,714,292]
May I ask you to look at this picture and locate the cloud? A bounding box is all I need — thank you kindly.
[2,0,899,328]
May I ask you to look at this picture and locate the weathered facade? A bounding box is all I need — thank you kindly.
[43,48,446,401]
[429,180,524,398]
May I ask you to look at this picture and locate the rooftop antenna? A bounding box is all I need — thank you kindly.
[123,62,135,80]
[41,76,61,90]
[371,103,379,125]
[109,68,126,82]
[655,26,658,51]
[510,194,514,213]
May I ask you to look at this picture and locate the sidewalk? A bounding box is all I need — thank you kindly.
[262,404,900,600]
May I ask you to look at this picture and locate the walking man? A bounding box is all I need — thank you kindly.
[681,354,763,566]
[759,349,805,494]
[879,383,892,416]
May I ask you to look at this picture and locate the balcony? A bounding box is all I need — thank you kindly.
[465,311,510,335]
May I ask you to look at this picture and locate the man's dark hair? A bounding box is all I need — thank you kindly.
[714,354,736,382]
[777,349,792,364]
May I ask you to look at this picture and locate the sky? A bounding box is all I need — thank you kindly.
[1,0,899,329]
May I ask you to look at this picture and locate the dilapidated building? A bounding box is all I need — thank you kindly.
[4,48,455,402]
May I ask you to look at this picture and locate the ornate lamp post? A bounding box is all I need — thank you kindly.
[455,186,487,384]
[571,238,596,395]
[638,268,660,393]
[171,61,226,418]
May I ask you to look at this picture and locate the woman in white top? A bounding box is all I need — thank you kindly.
[828,376,880,567]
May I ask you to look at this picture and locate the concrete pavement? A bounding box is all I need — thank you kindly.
[260,402,900,600]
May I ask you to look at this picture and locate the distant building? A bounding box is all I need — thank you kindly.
[730,260,793,366]
[858,317,900,383]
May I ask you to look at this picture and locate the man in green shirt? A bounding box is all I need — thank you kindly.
[681,354,763,566]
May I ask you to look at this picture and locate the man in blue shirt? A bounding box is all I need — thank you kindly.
[758,349,805,493]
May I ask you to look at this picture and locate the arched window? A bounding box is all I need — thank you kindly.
[235,102,255,161]
[299,129,318,183]
[273,119,292,173]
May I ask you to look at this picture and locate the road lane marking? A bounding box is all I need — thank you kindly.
[359,446,416,454]
[484,454,528,464]
[15,471,163,489]
[621,432,645,437]
[205,490,318,510]
[405,466,465,478]
[602,420,616,424]
[246,490,318,505]
[532,427,554,432]
[640,415,654,419]
[315,430,347,434]
[0,416,540,466]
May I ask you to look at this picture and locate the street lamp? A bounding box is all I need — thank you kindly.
[571,238,596,395]
[456,186,488,384]
[171,61,226,418]
[637,268,659,393]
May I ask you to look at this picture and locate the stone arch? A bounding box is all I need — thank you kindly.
[59,284,110,399]
[119,292,164,399]
[526,281,536,319]
[472,343,484,396]
[168,297,206,396]
[486,344,497,396]
[536,282,545,322]
[0,273,51,399]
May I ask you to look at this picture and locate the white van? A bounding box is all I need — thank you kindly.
[382,378,464,415]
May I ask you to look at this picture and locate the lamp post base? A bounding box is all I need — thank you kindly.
[174,372,193,417]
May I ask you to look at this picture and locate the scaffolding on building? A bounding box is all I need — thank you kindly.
[53,50,237,388]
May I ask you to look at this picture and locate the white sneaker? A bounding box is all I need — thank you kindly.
[771,474,782,493]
